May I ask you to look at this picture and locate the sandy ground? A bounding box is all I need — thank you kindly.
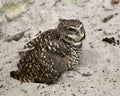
[0,0,120,96]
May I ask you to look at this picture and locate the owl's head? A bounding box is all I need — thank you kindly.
[58,19,86,46]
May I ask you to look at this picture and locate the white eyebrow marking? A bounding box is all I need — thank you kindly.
[79,23,83,29]
[69,26,76,29]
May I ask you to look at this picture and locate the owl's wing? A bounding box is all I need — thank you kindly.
[22,29,60,51]
[48,40,71,57]
[18,33,42,57]
[24,35,41,49]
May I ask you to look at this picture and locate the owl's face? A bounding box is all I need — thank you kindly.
[58,19,86,46]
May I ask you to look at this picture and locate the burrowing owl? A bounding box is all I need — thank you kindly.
[10,19,86,84]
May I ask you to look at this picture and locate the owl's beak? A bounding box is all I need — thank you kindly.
[75,25,86,41]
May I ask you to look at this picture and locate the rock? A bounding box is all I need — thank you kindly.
[111,0,119,4]
[0,0,30,23]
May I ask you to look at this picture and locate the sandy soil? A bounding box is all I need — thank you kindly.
[0,0,120,96]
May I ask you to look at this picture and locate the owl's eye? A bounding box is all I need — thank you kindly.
[68,27,76,31]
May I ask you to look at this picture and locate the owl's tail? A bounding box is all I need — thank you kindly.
[10,71,18,79]
[10,71,22,81]
[10,71,58,84]
[10,71,34,82]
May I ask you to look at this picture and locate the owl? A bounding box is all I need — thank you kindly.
[10,19,86,84]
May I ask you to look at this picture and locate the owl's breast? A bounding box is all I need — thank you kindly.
[63,46,82,70]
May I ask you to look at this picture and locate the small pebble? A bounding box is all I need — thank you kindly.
[111,0,119,4]
[82,72,92,77]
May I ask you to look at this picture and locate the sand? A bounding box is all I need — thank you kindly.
[0,0,120,96]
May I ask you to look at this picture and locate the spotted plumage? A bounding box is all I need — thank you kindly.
[10,19,86,84]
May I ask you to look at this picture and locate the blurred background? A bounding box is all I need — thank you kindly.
[0,0,120,96]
